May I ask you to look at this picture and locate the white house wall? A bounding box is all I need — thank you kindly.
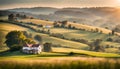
[22,45,42,54]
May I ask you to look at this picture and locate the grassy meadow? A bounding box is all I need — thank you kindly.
[1,18,120,52]
[1,18,120,69]
[0,57,120,69]
[0,47,120,69]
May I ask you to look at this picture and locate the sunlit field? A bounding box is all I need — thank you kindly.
[0,47,120,69]
[1,17,120,69]
[1,0,120,69]
[0,56,120,69]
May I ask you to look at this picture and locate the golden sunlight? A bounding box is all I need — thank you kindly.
[117,0,120,2]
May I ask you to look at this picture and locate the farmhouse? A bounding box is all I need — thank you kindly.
[22,44,42,54]
[44,25,52,28]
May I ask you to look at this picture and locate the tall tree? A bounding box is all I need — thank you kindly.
[5,31,26,50]
[5,31,35,51]
[90,39,104,52]
[111,30,115,35]
[8,14,15,21]
[61,20,68,28]
[68,24,72,29]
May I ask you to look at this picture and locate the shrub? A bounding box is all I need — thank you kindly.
[34,35,42,43]
[43,43,52,52]
[10,44,22,51]
[68,52,75,56]
[106,38,113,42]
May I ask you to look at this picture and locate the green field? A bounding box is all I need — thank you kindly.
[0,47,120,69]
[1,55,120,69]
[50,28,108,40]
[1,47,120,58]
[1,18,120,69]
[1,19,120,52]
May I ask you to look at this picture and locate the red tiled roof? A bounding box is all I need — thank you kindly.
[24,44,40,47]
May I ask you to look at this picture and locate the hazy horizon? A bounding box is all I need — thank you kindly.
[0,0,120,10]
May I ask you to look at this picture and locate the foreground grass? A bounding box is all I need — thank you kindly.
[0,48,120,69]
[0,57,120,69]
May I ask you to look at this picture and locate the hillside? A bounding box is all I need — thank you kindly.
[1,7,120,30]
[0,17,119,53]
[19,18,120,53]
[20,19,112,34]
[0,21,118,57]
[9,7,59,15]
[0,21,89,50]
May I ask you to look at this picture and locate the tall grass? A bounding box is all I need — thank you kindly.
[0,57,120,69]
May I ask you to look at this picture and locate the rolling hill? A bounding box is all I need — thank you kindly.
[19,18,120,53]
[1,7,120,30]
[1,16,120,53]
[9,7,59,15]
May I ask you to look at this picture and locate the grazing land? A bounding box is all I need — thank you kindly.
[1,18,120,69]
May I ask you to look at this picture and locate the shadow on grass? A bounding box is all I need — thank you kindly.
[0,50,91,58]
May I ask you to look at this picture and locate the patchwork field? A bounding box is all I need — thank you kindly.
[21,19,113,34]
[1,18,120,69]
[1,19,120,52]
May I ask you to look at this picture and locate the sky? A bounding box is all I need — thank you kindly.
[0,0,120,10]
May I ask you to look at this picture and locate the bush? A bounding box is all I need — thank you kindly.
[68,52,75,56]
[10,44,22,51]
[71,38,88,44]
[43,43,52,52]
[50,33,64,39]
[106,38,113,42]
[34,35,42,43]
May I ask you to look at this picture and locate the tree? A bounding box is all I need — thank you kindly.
[113,24,120,33]
[23,15,27,19]
[47,29,50,34]
[90,39,104,52]
[106,38,113,42]
[22,31,32,38]
[8,14,15,21]
[105,27,109,29]
[34,35,42,43]
[111,30,115,35]
[60,20,68,28]
[16,13,20,17]
[95,28,99,32]
[68,24,72,29]
[5,31,35,51]
[73,21,76,23]
[5,31,26,51]
[43,42,52,52]
[10,44,22,51]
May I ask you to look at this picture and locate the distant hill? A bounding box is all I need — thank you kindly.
[1,7,120,29]
[53,7,120,29]
[0,10,38,18]
[9,7,59,15]
[0,10,15,16]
